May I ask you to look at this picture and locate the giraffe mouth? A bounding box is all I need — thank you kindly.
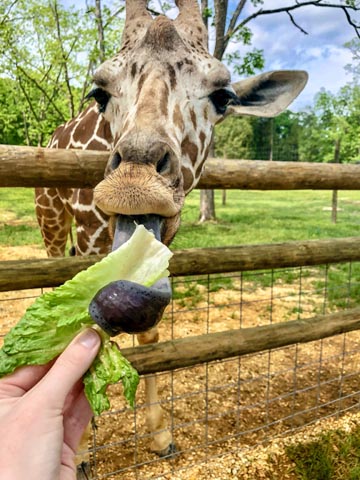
[111,214,165,250]
[88,214,171,336]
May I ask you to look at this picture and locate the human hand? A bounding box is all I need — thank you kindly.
[0,328,101,480]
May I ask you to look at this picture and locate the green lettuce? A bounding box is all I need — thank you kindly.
[0,225,172,415]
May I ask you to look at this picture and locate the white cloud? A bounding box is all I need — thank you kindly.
[228,2,359,110]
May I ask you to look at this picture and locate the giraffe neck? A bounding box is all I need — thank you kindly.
[35,103,114,257]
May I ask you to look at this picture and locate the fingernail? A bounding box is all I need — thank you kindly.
[78,329,100,349]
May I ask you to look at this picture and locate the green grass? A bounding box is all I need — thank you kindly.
[1,188,359,249]
[286,426,360,479]
[0,188,43,246]
[171,189,360,249]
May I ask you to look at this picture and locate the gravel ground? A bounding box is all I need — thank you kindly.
[1,246,360,479]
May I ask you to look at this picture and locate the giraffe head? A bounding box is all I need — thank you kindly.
[92,0,307,248]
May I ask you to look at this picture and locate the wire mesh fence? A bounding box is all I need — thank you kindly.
[1,261,360,479]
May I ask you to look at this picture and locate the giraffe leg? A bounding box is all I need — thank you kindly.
[75,424,93,480]
[35,187,74,257]
[137,327,177,456]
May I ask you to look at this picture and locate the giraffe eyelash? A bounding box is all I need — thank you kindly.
[86,87,111,113]
[209,89,241,115]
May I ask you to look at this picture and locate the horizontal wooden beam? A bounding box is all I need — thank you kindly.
[1,144,360,189]
[122,307,360,375]
[1,237,360,292]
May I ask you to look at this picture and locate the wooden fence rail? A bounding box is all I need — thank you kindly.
[1,237,360,291]
[1,144,360,189]
[124,307,360,375]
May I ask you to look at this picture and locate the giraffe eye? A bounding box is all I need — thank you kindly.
[86,87,111,113]
[209,89,241,115]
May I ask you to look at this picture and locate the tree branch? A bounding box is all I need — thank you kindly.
[341,5,360,39]
[225,1,360,54]
[287,10,309,35]
[227,0,247,39]
[214,0,228,59]
[0,0,20,26]
[51,0,75,118]
[15,63,67,122]
[103,7,125,29]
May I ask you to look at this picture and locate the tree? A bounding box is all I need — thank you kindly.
[215,116,253,159]
[298,86,360,164]
[0,78,25,145]
[0,0,124,146]
[197,0,360,222]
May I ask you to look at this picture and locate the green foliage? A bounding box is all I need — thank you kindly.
[216,112,302,161]
[286,426,360,480]
[0,0,124,146]
[0,78,24,145]
[298,85,360,163]
[215,116,253,159]
[225,48,264,76]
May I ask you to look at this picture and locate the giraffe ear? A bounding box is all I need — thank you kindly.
[228,70,308,118]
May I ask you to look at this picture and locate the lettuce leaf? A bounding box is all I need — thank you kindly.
[0,225,172,415]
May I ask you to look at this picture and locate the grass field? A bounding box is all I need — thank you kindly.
[2,188,360,309]
[1,188,360,249]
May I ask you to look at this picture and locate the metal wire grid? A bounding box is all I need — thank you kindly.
[1,262,360,479]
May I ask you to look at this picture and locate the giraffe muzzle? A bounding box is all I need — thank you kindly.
[88,214,171,335]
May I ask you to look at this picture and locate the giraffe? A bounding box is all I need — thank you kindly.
[35,0,308,469]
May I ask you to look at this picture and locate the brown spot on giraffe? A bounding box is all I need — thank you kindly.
[159,82,170,117]
[131,62,137,78]
[189,108,197,130]
[167,63,177,89]
[199,131,206,153]
[173,104,185,131]
[136,72,147,103]
[181,135,199,163]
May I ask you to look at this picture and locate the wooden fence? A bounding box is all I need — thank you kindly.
[1,144,360,371]
[1,144,360,189]
[2,143,360,476]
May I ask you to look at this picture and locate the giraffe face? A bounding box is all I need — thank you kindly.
[92,11,307,247]
[92,16,235,245]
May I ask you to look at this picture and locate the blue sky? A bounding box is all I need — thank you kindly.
[62,0,360,111]
[234,1,359,110]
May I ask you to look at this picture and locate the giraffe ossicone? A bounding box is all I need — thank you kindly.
[35,0,308,467]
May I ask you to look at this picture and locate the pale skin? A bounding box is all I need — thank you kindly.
[0,328,100,480]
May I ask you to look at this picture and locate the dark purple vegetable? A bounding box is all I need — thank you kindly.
[89,279,171,336]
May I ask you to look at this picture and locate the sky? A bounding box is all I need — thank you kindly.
[62,0,360,111]
[233,1,359,111]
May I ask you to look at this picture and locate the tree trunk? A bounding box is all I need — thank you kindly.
[95,0,106,63]
[269,117,274,161]
[199,134,216,222]
[199,189,215,222]
[198,0,216,222]
[331,137,341,224]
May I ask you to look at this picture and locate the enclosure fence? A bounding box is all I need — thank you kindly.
[1,145,360,479]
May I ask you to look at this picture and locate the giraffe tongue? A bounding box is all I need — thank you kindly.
[112,214,163,251]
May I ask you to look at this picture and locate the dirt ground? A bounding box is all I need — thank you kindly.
[1,246,360,479]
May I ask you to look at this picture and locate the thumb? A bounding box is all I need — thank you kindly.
[36,328,101,408]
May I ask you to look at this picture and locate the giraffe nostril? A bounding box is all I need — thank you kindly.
[156,153,171,175]
[111,152,122,170]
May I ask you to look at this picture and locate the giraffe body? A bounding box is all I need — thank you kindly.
[35,0,308,470]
